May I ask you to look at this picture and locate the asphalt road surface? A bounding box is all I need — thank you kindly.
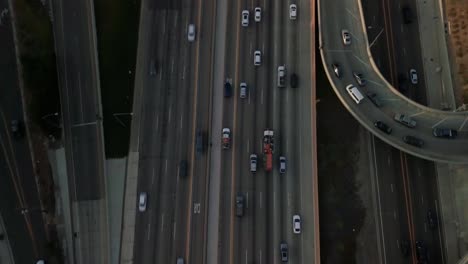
[51,0,107,261]
[132,0,317,263]
[132,0,214,263]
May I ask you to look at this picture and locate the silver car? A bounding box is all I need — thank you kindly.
[138,192,147,212]
[250,154,257,173]
[241,10,249,27]
[240,82,247,98]
[409,69,418,84]
[279,156,286,174]
[342,29,351,45]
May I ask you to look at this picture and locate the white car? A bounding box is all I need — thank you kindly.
[242,10,249,27]
[138,192,147,212]
[36,261,45,264]
[240,82,247,98]
[254,50,261,66]
[409,69,418,84]
[279,156,286,174]
[293,215,301,234]
[342,29,351,45]
[187,24,196,42]
[255,7,261,22]
[289,4,297,20]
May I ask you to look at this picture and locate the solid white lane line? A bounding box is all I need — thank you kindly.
[165,159,168,174]
[173,222,177,241]
[246,192,249,209]
[259,192,263,209]
[168,107,172,123]
[147,223,151,240]
[180,115,183,129]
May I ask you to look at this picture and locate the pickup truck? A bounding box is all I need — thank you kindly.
[277,65,286,87]
[394,113,416,128]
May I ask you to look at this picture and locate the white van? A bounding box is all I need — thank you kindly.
[345,84,364,104]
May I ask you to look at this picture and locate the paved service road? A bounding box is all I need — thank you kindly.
[318,0,468,163]
[0,0,47,262]
[51,0,108,261]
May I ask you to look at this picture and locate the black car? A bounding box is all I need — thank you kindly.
[415,240,429,263]
[400,239,410,257]
[374,121,392,134]
[290,73,299,88]
[331,63,341,78]
[224,80,232,97]
[367,92,382,107]
[433,128,458,139]
[398,74,409,92]
[427,209,437,229]
[402,6,413,24]
[179,160,188,177]
[403,135,424,147]
[353,72,367,86]
[196,131,205,153]
[280,243,288,262]
[11,120,24,139]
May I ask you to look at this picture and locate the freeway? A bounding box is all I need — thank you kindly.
[216,0,317,263]
[131,0,215,263]
[318,0,468,163]
[129,0,319,263]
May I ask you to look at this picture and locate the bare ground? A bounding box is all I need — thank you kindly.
[445,0,468,103]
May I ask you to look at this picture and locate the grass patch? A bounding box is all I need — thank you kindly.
[14,0,61,138]
[94,0,140,158]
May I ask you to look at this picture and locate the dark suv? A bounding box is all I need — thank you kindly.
[374,121,392,134]
[11,120,24,139]
[403,135,424,148]
[415,240,429,263]
[179,160,188,177]
[427,209,437,229]
[402,6,413,24]
[433,128,457,139]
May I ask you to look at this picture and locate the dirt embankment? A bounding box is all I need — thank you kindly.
[446,0,468,103]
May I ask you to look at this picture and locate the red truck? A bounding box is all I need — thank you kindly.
[263,129,274,172]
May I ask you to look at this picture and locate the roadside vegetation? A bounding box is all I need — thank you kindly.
[94,0,140,157]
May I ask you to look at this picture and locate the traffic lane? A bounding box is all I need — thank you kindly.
[133,9,170,263]
[0,131,36,263]
[388,0,427,105]
[186,0,216,263]
[250,0,272,262]
[406,156,443,263]
[217,0,239,262]
[373,139,413,263]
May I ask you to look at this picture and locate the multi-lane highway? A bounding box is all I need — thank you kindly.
[130,0,318,263]
[319,0,468,163]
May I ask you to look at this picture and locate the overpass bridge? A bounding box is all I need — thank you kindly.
[318,0,468,163]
